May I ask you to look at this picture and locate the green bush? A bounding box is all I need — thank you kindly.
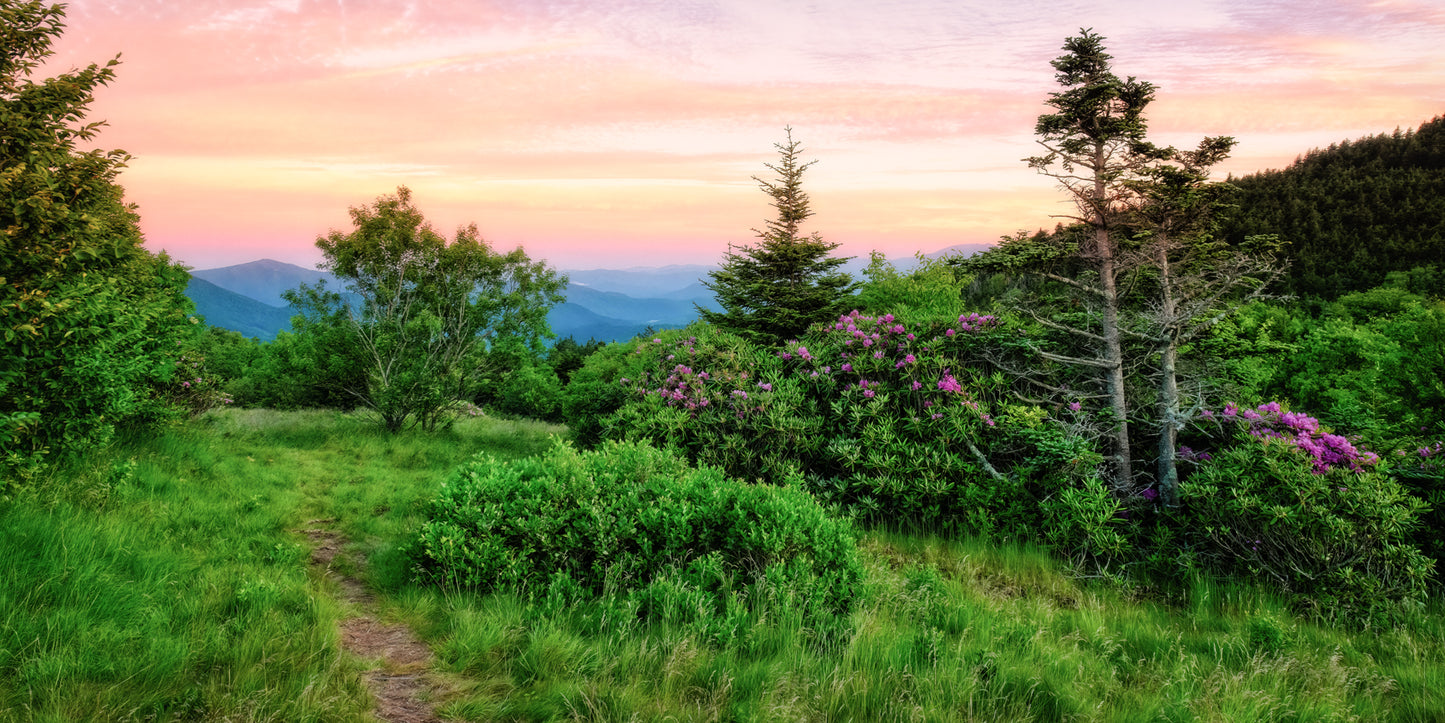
[408,440,863,635]
[581,315,1103,543]
[603,325,820,484]
[559,339,636,446]
[491,363,565,422]
[1390,440,1445,569]
[2,4,194,484]
[1179,433,1433,624]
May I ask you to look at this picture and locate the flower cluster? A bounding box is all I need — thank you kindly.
[1210,401,1379,473]
[167,352,233,417]
[623,335,766,419]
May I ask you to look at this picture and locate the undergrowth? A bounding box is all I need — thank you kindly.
[2,408,1440,721]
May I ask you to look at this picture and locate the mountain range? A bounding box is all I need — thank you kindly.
[184,243,988,343]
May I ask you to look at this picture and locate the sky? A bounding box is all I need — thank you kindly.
[41,0,1445,272]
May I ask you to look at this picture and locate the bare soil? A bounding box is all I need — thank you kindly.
[304,521,443,723]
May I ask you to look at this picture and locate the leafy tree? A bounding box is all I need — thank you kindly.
[700,128,857,345]
[290,187,565,431]
[1,0,192,484]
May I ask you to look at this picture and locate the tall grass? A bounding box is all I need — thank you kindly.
[0,408,559,721]
[3,408,1440,721]
[398,531,1442,722]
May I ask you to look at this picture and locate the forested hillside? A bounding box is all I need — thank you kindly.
[1222,115,1445,299]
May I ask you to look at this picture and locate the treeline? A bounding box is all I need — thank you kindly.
[1221,115,1445,299]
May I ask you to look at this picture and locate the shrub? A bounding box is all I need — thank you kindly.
[1390,440,1445,569]
[604,325,819,483]
[559,339,638,446]
[491,363,564,422]
[590,314,1103,542]
[407,440,863,636]
[1179,430,1432,624]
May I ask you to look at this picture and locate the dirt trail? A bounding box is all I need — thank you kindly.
[304,521,443,723]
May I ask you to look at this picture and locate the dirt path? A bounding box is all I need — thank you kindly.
[304,521,444,723]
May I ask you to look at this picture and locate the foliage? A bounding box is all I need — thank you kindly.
[1391,441,1445,567]
[289,187,565,431]
[1178,407,1433,624]
[1206,289,1445,446]
[576,312,1105,545]
[491,361,565,422]
[855,252,973,325]
[1221,115,1445,299]
[700,128,857,345]
[559,338,635,446]
[546,335,606,385]
[407,440,863,638]
[1,0,192,485]
[159,342,233,418]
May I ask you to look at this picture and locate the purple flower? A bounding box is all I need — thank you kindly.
[863,389,875,398]
[757,382,772,392]
[1068,401,1081,412]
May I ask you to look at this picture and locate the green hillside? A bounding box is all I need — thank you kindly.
[1222,115,1445,299]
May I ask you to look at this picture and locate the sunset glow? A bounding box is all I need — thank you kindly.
[44,0,1445,271]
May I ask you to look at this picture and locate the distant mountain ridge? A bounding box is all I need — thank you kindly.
[184,243,990,342]
[190,259,333,309]
[184,277,297,341]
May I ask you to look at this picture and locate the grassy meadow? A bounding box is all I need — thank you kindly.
[2,408,1441,721]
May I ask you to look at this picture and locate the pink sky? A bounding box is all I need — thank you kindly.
[43,0,1445,271]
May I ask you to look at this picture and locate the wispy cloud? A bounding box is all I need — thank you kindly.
[45,0,1445,268]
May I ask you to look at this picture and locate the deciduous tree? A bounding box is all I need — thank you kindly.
[1,0,191,483]
[291,187,565,431]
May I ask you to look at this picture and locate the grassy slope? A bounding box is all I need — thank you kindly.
[1,409,1440,721]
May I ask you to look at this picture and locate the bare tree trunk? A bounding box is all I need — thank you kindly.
[1157,340,1180,506]
[1095,147,1133,491]
[1155,241,1181,507]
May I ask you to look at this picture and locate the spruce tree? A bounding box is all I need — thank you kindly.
[700,128,857,345]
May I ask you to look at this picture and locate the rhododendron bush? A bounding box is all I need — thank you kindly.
[588,311,1103,540]
[1175,401,1431,622]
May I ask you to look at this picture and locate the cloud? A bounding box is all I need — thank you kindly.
[43,0,1445,269]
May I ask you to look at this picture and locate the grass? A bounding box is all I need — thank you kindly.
[2,407,1441,721]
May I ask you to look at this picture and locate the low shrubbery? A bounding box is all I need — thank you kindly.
[407,440,863,642]
[1173,402,1433,622]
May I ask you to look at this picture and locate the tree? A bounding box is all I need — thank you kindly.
[969,29,1163,491]
[1129,139,1283,505]
[289,187,565,431]
[1,0,192,484]
[966,31,1280,501]
[700,128,857,345]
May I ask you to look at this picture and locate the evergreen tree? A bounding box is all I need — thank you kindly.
[1221,115,1445,299]
[700,129,857,345]
[967,29,1163,491]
